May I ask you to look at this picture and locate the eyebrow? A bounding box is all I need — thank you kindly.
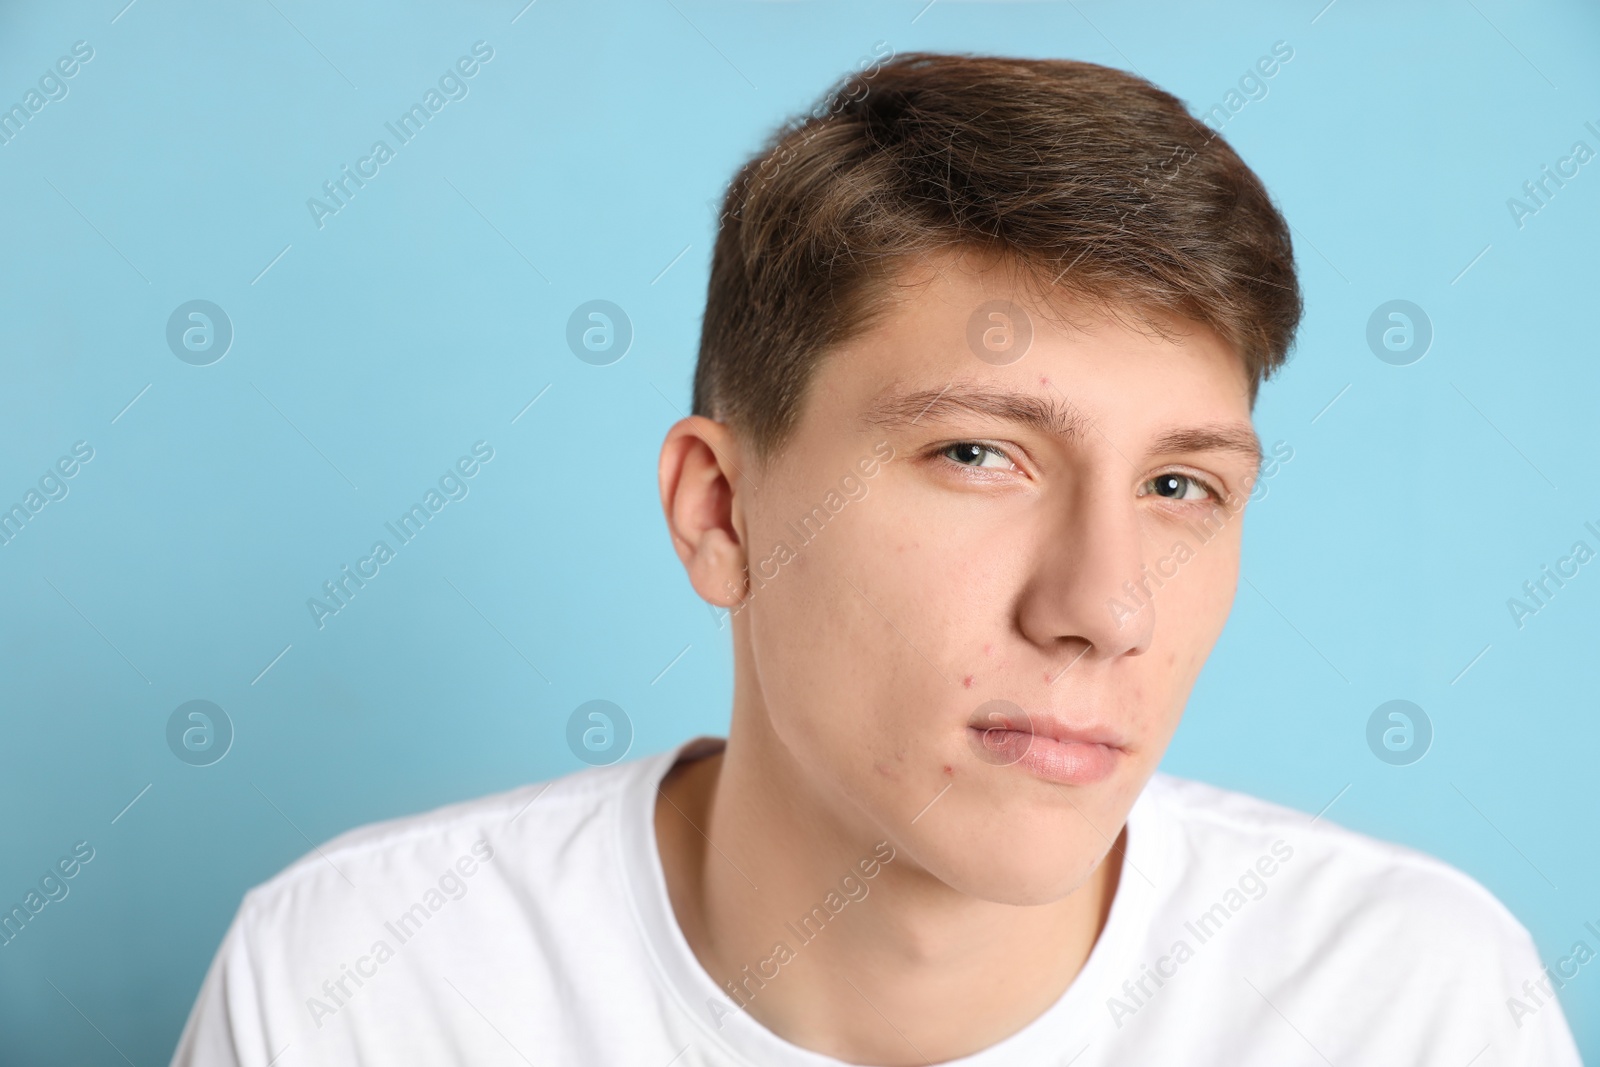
[862,385,1089,441]
[1149,426,1262,466]
[862,384,1262,466]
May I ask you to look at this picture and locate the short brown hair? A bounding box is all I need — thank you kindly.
[693,52,1302,461]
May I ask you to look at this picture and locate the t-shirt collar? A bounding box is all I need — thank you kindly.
[617,736,1171,1066]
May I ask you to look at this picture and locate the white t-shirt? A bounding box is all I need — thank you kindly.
[172,737,1582,1066]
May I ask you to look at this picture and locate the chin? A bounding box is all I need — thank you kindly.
[898,801,1118,906]
[922,848,1105,907]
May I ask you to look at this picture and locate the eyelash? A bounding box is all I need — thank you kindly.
[932,440,1225,503]
[1140,470,1222,504]
[933,440,1016,472]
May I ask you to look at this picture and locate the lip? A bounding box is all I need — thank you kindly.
[966,710,1125,786]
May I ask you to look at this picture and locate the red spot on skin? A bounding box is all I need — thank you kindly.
[943,765,954,777]
[962,675,974,688]
[982,643,992,656]
[875,761,893,778]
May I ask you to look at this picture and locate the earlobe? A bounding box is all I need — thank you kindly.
[689,536,747,609]
[658,417,750,609]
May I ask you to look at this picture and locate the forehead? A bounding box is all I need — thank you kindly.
[802,252,1256,437]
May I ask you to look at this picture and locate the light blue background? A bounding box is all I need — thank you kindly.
[1,0,1596,1062]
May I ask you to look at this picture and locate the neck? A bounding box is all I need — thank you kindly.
[656,698,1122,1064]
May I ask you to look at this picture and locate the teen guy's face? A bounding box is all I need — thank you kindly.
[691,255,1259,905]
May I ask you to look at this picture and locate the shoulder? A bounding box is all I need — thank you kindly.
[234,751,664,933]
[1109,776,1580,1063]
[173,746,698,1063]
[1143,773,1538,960]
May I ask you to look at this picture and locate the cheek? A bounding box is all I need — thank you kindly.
[1156,531,1239,635]
[744,520,901,759]
[1140,532,1239,667]
[746,502,971,804]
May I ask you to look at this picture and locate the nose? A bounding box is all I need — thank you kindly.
[1015,475,1154,665]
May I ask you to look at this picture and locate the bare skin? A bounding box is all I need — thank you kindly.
[655,250,1259,1064]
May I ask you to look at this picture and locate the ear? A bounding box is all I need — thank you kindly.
[658,416,751,609]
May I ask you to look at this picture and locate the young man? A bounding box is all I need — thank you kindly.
[174,54,1581,1065]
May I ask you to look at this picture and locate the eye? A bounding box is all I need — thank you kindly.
[940,442,1014,470]
[1141,473,1215,502]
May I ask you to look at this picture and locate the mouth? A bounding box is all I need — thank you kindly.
[966,705,1125,786]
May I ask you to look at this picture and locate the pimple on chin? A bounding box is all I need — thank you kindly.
[962,674,974,689]
[942,764,954,778]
